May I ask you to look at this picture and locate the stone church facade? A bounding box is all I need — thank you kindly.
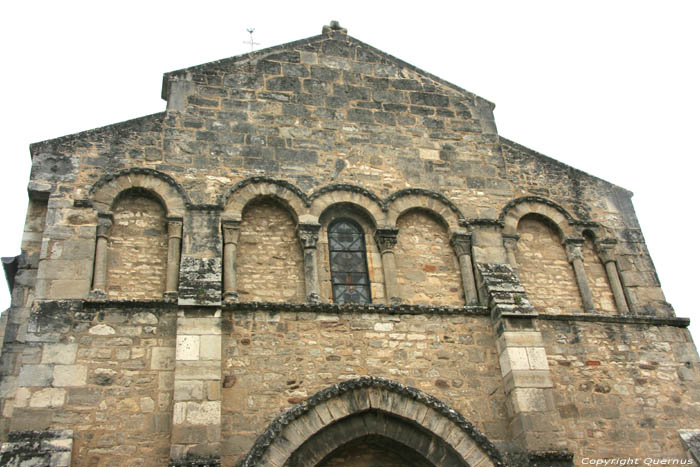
[1,22,698,466]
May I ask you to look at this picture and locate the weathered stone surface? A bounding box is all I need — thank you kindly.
[17,364,53,387]
[0,25,693,467]
[0,429,73,467]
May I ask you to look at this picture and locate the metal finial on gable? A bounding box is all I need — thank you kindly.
[243,28,260,52]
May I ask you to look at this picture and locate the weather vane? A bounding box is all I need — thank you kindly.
[244,28,260,52]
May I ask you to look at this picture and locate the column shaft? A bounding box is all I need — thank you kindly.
[566,239,595,312]
[374,228,400,305]
[450,232,479,305]
[165,219,183,297]
[91,215,112,296]
[221,220,241,302]
[297,223,321,303]
[604,261,629,314]
[597,241,631,314]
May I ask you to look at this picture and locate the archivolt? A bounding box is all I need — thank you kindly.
[89,168,188,217]
[222,177,308,223]
[500,196,577,238]
[385,188,465,233]
[309,185,385,228]
[241,377,504,467]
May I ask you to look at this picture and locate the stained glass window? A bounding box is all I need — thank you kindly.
[328,219,371,304]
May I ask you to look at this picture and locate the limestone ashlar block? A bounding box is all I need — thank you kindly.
[29,388,66,408]
[174,361,220,380]
[176,335,200,360]
[503,369,553,392]
[52,365,87,387]
[174,380,205,401]
[526,347,550,370]
[177,317,222,335]
[199,335,222,360]
[17,364,53,387]
[495,331,543,354]
[185,401,220,425]
[151,346,176,370]
[41,343,78,365]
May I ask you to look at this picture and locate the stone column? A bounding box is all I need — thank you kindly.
[596,239,630,314]
[221,220,241,303]
[165,218,183,299]
[90,214,112,297]
[565,238,595,313]
[450,232,479,305]
[503,234,520,270]
[297,223,321,303]
[170,310,222,465]
[374,228,401,305]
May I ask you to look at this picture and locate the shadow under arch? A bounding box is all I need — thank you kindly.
[240,377,504,467]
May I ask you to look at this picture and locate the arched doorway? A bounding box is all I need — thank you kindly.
[240,377,504,467]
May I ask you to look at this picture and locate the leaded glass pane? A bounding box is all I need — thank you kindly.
[328,219,371,304]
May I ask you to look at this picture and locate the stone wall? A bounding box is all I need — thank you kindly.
[515,215,582,314]
[220,310,506,464]
[540,318,700,461]
[107,190,169,299]
[395,210,463,306]
[8,303,176,466]
[1,24,694,467]
[235,199,305,303]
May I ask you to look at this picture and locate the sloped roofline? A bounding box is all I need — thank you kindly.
[160,31,495,110]
[29,112,166,158]
[499,136,634,197]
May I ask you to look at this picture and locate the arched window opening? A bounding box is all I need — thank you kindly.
[328,219,371,304]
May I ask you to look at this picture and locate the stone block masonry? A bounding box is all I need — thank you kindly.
[0,21,695,467]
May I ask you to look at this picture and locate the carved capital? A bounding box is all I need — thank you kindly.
[502,233,520,251]
[96,213,113,238]
[222,219,242,245]
[565,237,584,262]
[595,238,618,264]
[450,232,473,257]
[374,228,399,253]
[297,223,321,249]
[167,218,183,239]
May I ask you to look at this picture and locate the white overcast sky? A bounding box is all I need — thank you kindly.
[1,1,698,342]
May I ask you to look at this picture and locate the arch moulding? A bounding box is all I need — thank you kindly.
[309,185,386,228]
[89,168,188,217]
[500,196,578,239]
[222,177,308,223]
[385,188,465,233]
[241,377,504,467]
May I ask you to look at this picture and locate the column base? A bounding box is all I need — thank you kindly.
[88,289,107,299]
[163,291,178,301]
[306,293,320,303]
[223,292,239,304]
